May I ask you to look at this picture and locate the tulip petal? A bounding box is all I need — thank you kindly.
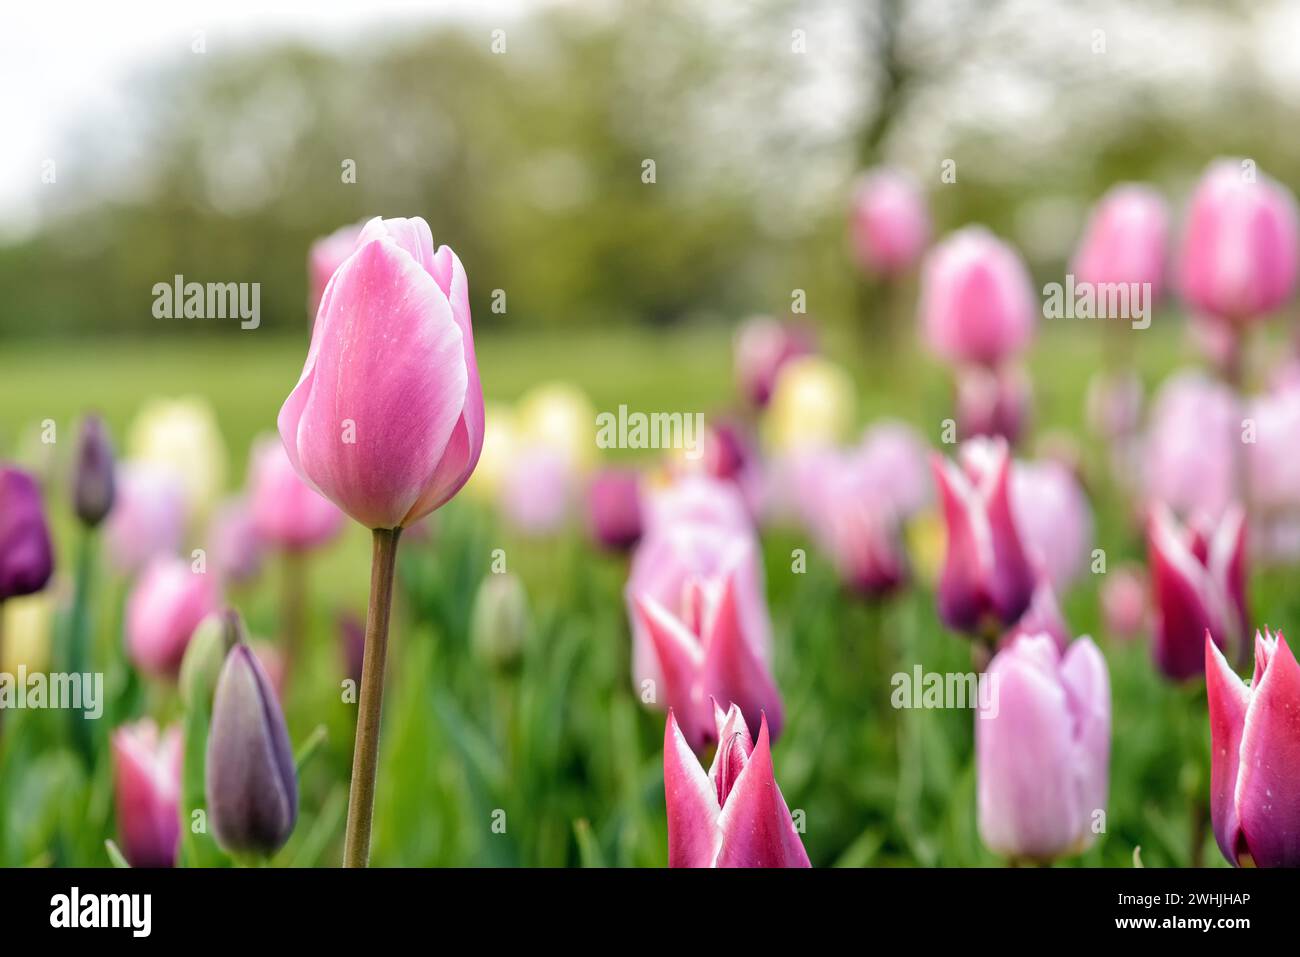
[664,712,721,868]
[1149,506,1226,680]
[933,454,989,632]
[715,716,810,867]
[1234,633,1300,866]
[701,569,784,742]
[633,594,708,748]
[1206,631,1251,865]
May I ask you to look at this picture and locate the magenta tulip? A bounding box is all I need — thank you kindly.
[977,634,1110,863]
[1072,183,1169,301]
[307,221,365,320]
[125,556,221,678]
[279,216,484,531]
[849,167,930,277]
[0,467,54,601]
[1179,159,1299,325]
[585,468,643,552]
[1148,504,1248,681]
[733,316,815,408]
[103,462,187,576]
[1207,629,1300,867]
[1012,458,1094,592]
[632,563,783,752]
[111,719,182,868]
[932,439,1036,636]
[248,435,344,552]
[919,226,1036,367]
[664,703,809,868]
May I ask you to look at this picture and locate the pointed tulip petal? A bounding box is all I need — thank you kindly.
[664,712,721,868]
[1235,633,1300,866]
[1206,632,1251,865]
[715,717,810,868]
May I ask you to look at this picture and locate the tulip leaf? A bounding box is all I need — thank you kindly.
[105,839,130,868]
[293,724,329,775]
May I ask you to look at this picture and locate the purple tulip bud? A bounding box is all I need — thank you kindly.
[72,414,116,528]
[206,642,298,857]
[0,467,55,601]
[585,468,644,552]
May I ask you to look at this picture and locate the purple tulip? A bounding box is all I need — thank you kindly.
[125,557,221,679]
[206,643,298,857]
[247,435,344,552]
[72,414,116,528]
[1073,183,1169,301]
[849,166,930,277]
[0,467,54,601]
[664,703,809,868]
[111,719,182,868]
[585,468,643,552]
[1207,629,1300,867]
[977,634,1110,863]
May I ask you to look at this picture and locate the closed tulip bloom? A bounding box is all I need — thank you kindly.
[128,396,227,521]
[247,435,344,552]
[1143,371,1240,519]
[206,497,265,585]
[807,454,908,599]
[849,167,930,277]
[516,382,597,474]
[1148,504,1248,681]
[111,719,182,868]
[1101,565,1148,641]
[72,414,116,528]
[470,572,530,668]
[103,462,187,575]
[919,226,1036,367]
[633,564,782,752]
[278,216,484,530]
[585,468,643,552]
[206,643,298,857]
[125,557,221,678]
[1207,629,1300,867]
[308,221,365,320]
[1179,159,1299,324]
[932,439,1036,636]
[852,420,933,519]
[1012,459,1094,592]
[0,591,54,674]
[955,364,1032,446]
[762,355,856,453]
[1072,183,1169,300]
[733,316,815,409]
[499,443,576,536]
[978,634,1110,863]
[664,703,809,867]
[0,467,54,601]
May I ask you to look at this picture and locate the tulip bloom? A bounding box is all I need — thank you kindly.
[932,439,1036,637]
[125,557,220,678]
[1179,159,1299,325]
[206,643,298,857]
[733,316,815,409]
[633,562,783,752]
[1100,565,1148,641]
[470,572,530,669]
[1011,459,1094,592]
[127,396,227,522]
[111,719,182,868]
[247,435,344,552]
[978,634,1110,863]
[664,703,809,867]
[0,467,54,602]
[919,226,1036,367]
[1207,629,1300,867]
[1072,183,1169,301]
[762,355,856,453]
[1143,372,1240,519]
[849,167,930,277]
[805,453,908,600]
[1148,504,1248,681]
[954,363,1031,446]
[585,468,644,552]
[207,497,265,585]
[103,462,187,576]
[72,414,116,528]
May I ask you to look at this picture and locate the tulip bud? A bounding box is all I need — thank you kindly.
[733,316,816,409]
[932,439,1036,636]
[806,453,908,600]
[247,434,344,552]
[0,467,54,601]
[1207,629,1300,867]
[849,167,930,277]
[206,643,298,857]
[111,719,182,868]
[1179,159,1299,325]
[125,556,221,679]
[180,609,242,708]
[664,703,809,867]
[278,217,484,530]
[206,497,265,585]
[1143,372,1240,519]
[919,226,1036,367]
[1101,565,1147,641]
[72,414,116,528]
[585,469,644,552]
[977,634,1110,863]
[470,573,529,668]
[1073,183,1169,301]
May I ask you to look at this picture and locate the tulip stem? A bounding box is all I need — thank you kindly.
[342,526,401,867]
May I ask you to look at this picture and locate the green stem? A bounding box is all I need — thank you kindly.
[67,528,96,764]
[342,526,401,867]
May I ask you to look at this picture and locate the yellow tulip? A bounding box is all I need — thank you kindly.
[516,382,597,472]
[1,591,54,675]
[762,356,856,453]
[128,396,228,521]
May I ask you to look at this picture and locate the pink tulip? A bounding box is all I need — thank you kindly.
[125,557,221,678]
[733,316,815,408]
[697,418,764,518]
[664,703,809,867]
[852,420,932,518]
[206,497,265,585]
[1179,159,1299,325]
[307,221,365,320]
[585,468,643,552]
[1100,565,1148,641]
[103,462,187,575]
[1148,503,1248,681]
[1072,183,1169,301]
[1206,629,1300,867]
[849,167,930,277]
[248,435,344,552]
[955,363,1032,445]
[111,719,182,868]
[933,439,1036,636]
[1012,459,1094,592]
[632,562,783,751]
[643,474,751,538]
[1142,371,1240,520]
[978,634,1110,863]
[919,226,1037,367]
[499,443,575,536]
[279,216,484,530]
